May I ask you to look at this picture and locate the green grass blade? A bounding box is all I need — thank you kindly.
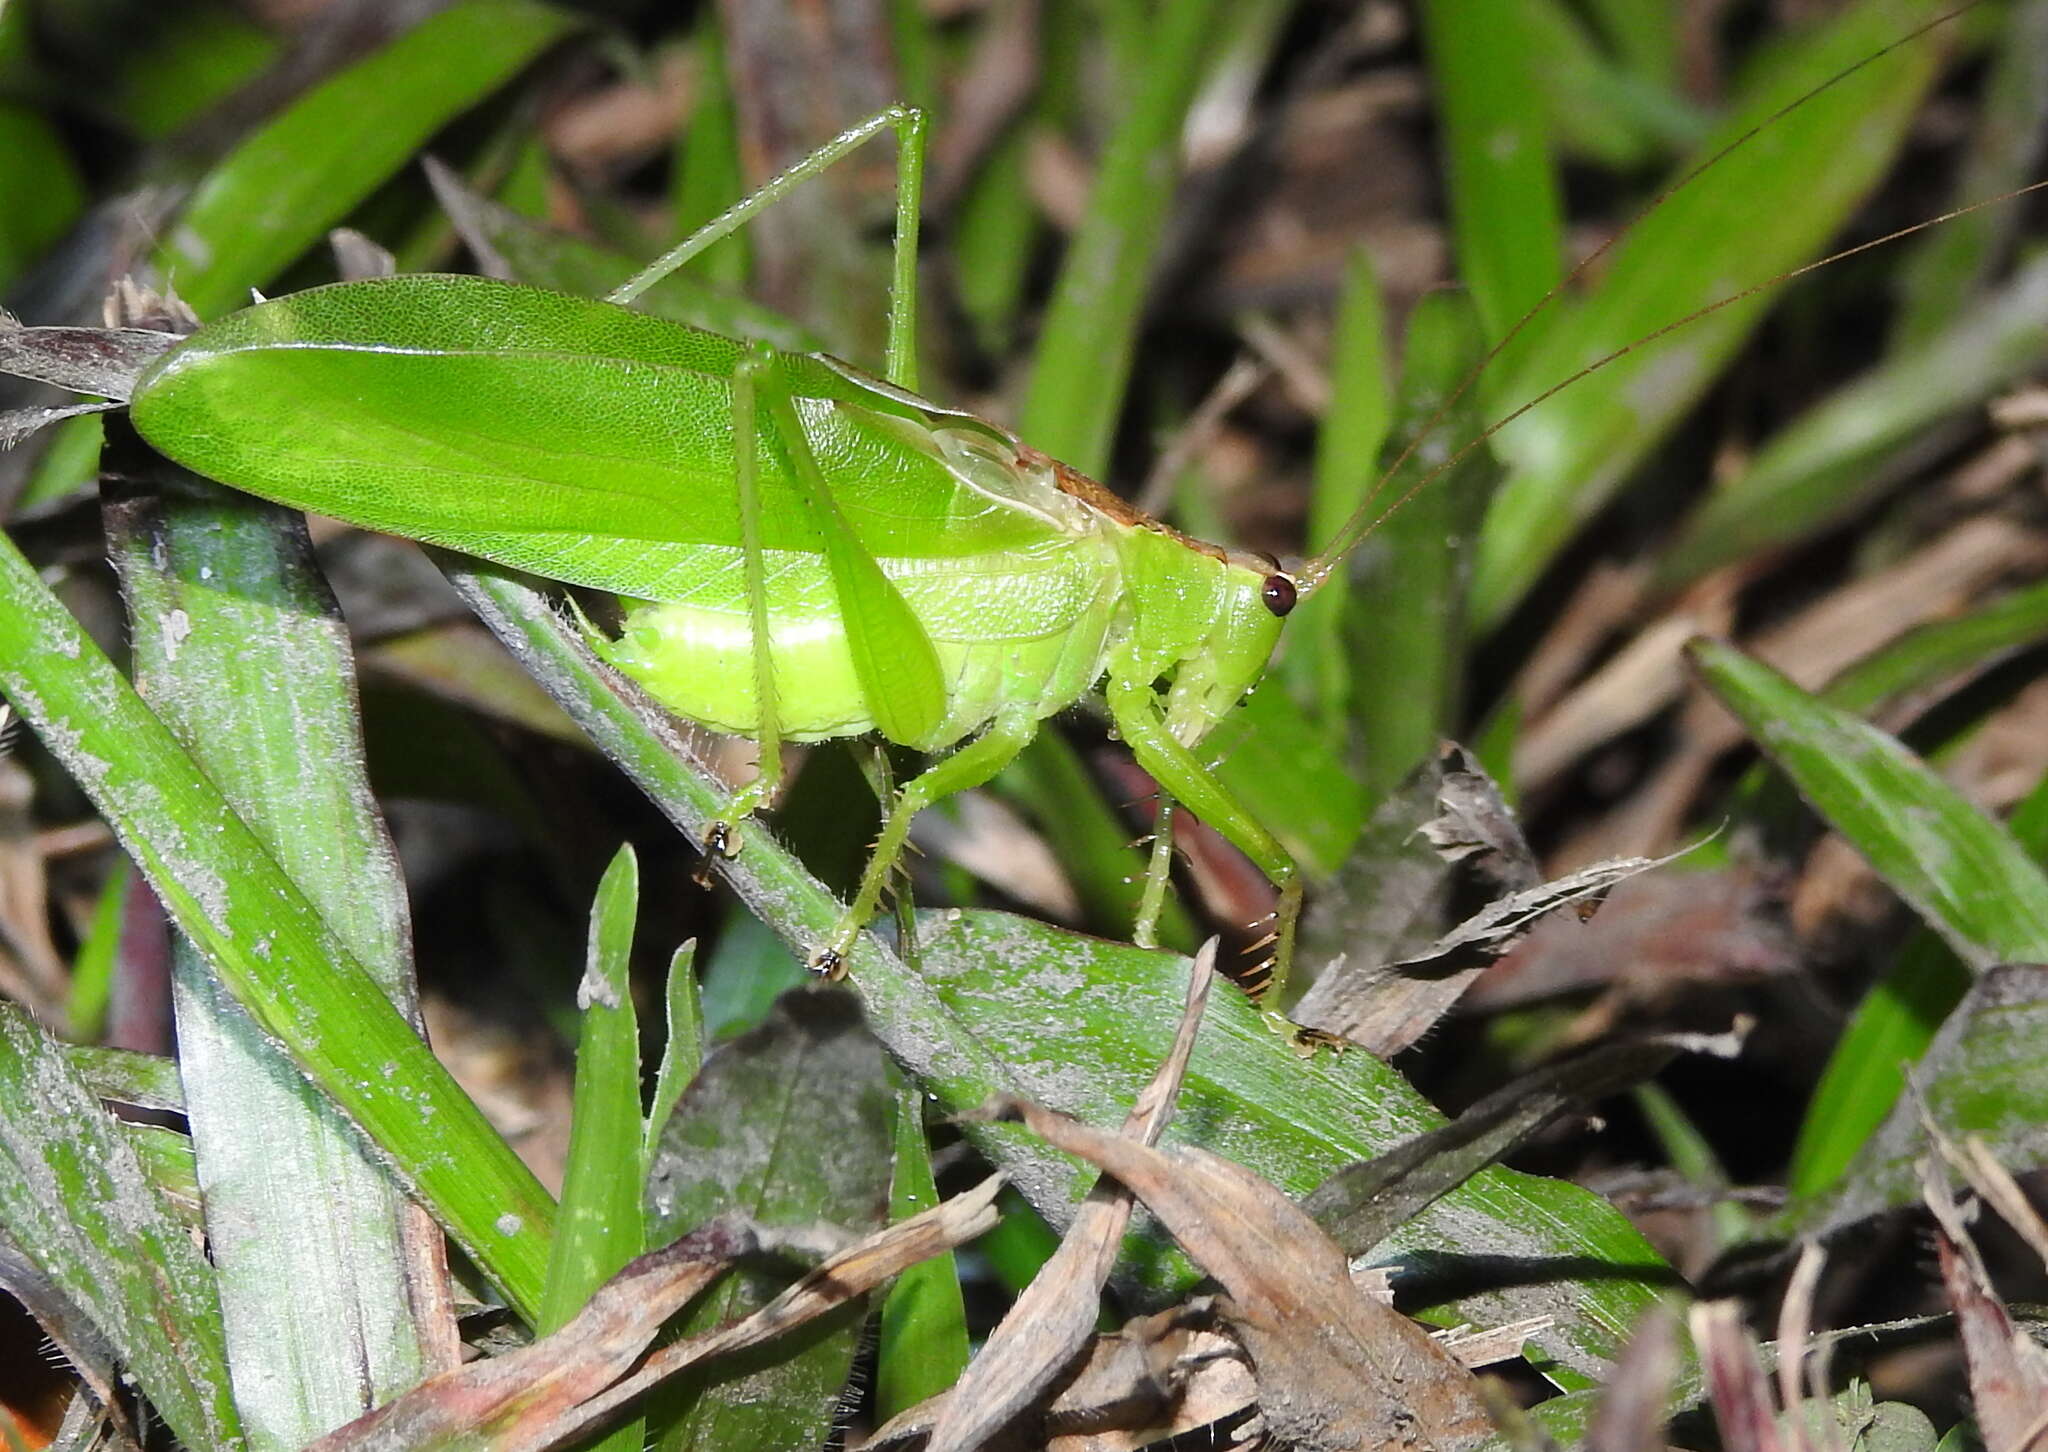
[1418,0,1564,345]
[874,1078,970,1422]
[0,104,85,292]
[63,1045,186,1113]
[1689,637,2048,969]
[1802,963,2048,1235]
[644,993,895,1452]
[154,0,576,318]
[1523,0,1704,168]
[1286,247,1392,733]
[1819,576,2048,719]
[1889,0,2048,353]
[540,844,647,1334]
[539,846,646,1452]
[0,524,558,1320]
[107,456,452,1443]
[1017,0,1233,472]
[1655,251,2048,591]
[1472,0,1948,631]
[0,1004,241,1452]
[1343,290,1496,811]
[1788,932,1971,1197]
[644,940,703,1174]
[88,1,275,142]
[675,16,749,288]
[917,911,1672,1386]
[1789,768,2048,1196]
[65,857,129,1044]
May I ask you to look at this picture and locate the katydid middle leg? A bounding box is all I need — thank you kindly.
[812,710,1038,978]
[1103,672,1308,1034]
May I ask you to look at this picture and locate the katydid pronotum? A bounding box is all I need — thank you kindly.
[18,32,2041,1038]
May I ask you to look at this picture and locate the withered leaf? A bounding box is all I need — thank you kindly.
[309,1179,1001,1452]
[0,322,174,399]
[985,1096,1493,1452]
[1923,1155,2048,1451]
[1304,1032,1725,1255]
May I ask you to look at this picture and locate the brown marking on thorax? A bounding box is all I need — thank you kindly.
[1018,443,1232,565]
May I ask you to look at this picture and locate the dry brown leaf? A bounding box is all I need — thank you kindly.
[1946,1134,2048,1273]
[310,1178,1001,1452]
[306,1217,755,1452]
[1922,1156,2048,1452]
[1042,1303,1259,1452]
[1583,1306,1679,1452]
[981,1097,1492,1451]
[1690,1299,1785,1452]
[912,945,1217,1452]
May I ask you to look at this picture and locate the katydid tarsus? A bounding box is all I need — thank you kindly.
[31,15,2044,1036]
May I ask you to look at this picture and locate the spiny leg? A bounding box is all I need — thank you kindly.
[857,741,923,970]
[813,711,1036,979]
[1132,795,1178,951]
[609,105,929,391]
[1103,673,1314,1042]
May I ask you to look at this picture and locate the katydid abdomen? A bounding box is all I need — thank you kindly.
[604,531,1126,747]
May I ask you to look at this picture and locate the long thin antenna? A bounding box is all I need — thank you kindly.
[1296,1,1987,592]
[1333,183,2048,565]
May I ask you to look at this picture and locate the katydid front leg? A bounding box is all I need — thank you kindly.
[1102,670,1312,1041]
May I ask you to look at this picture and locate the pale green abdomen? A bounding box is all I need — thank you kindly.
[601,532,1122,750]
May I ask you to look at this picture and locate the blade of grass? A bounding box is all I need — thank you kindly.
[0,523,557,1320]
[1418,0,1564,348]
[672,16,748,291]
[0,104,85,292]
[1805,963,2048,1235]
[1655,250,2048,592]
[1789,767,2048,1196]
[1473,0,1948,630]
[0,1004,241,1452]
[154,0,576,318]
[539,845,646,1452]
[1017,0,1233,468]
[541,845,646,1331]
[106,433,455,1445]
[874,1077,970,1423]
[1284,247,1392,737]
[65,857,130,1044]
[644,940,702,1174]
[1889,0,2048,353]
[1341,289,1497,812]
[1689,637,2048,969]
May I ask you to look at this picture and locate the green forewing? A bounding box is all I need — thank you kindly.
[127,275,1063,609]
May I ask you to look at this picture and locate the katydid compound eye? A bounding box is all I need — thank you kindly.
[1260,574,1297,616]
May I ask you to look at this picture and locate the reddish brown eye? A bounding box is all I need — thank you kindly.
[1260,574,1297,616]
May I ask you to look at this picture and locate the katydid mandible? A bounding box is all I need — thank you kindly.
[122,108,1320,1015]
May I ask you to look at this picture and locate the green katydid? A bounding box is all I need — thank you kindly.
[115,106,1335,1016]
